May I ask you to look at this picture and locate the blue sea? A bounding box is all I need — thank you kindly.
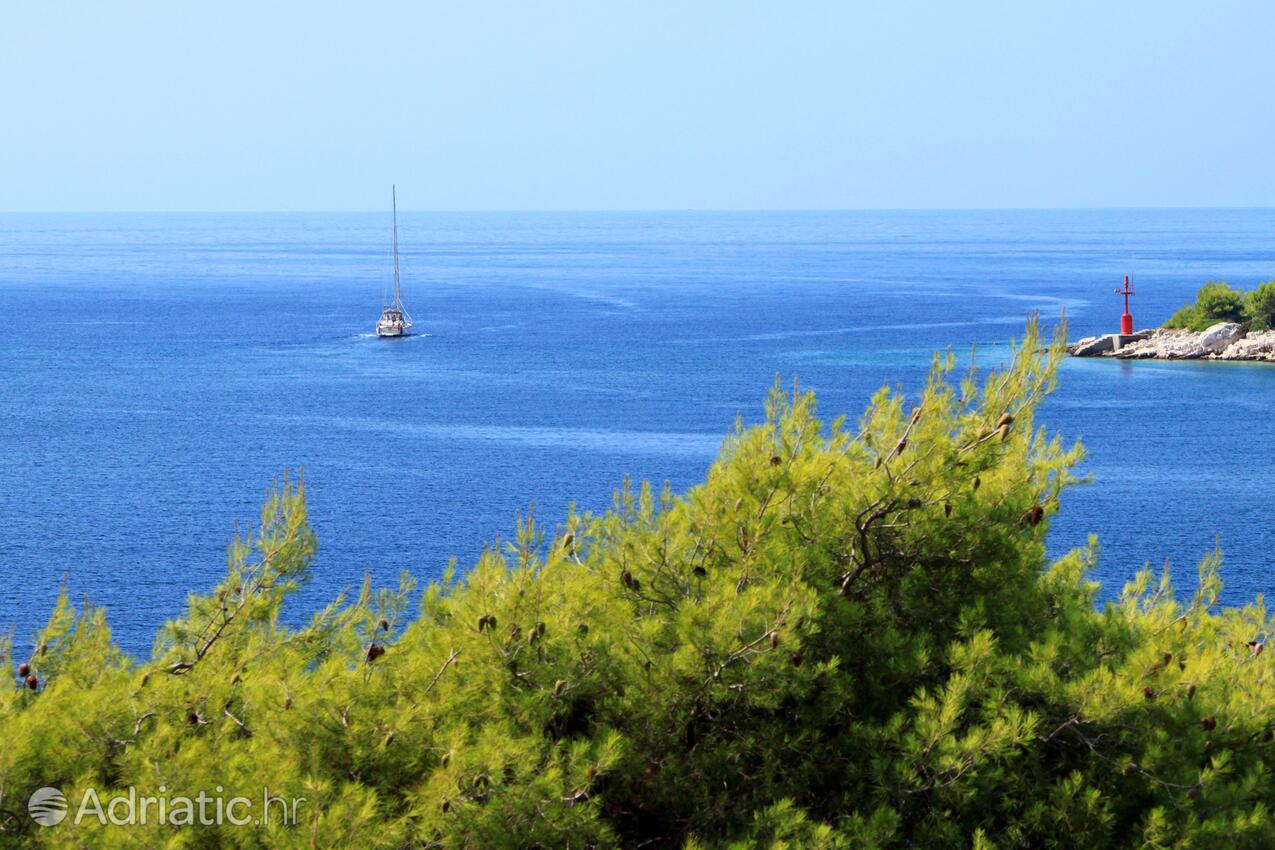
[3,210,1274,656]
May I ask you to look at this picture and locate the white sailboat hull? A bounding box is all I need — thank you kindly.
[376,308,412,337]
[376,323,411,337]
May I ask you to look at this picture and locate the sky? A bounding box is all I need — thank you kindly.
[1,1,1273,211]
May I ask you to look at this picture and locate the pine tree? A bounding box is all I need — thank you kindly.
[5,318,1275,848]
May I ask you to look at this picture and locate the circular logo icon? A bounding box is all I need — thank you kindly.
[28,787,67,827]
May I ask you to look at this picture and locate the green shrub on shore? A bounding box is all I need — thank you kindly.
[1163,281,1248,331]
[1247,280,1275,331]
[6,319,1275,848]
[1162,279,1275,332]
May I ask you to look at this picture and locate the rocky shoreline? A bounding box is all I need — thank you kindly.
[1070,322,1275,362]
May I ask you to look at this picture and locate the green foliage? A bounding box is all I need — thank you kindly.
[6,319,1275,848]
[1194,281,1248,325]
[1165,281,1250,330]
[1163,302,1200,330]
[1247,280,1275,331]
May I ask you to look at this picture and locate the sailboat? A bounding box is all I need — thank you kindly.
[376,185,414,337]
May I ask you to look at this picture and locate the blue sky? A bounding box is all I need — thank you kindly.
[2,1,1272,211]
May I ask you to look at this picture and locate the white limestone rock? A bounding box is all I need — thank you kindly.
[1073,324,1275,362]
[1220,330,1275,360]
[1197,322,1245,354]
[1115,328,1203,359]
[1070,335,1115,356]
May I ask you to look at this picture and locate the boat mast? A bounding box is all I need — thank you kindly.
[391,185,402,309]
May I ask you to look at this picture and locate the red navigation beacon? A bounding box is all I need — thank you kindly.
[1116,274,1135,335]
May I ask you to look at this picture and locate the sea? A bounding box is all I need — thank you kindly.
[2,209,1274,657]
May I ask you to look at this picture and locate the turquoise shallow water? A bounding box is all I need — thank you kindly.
[2,210,1274,655]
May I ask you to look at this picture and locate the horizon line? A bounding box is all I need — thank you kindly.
[2,205,1274,215]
